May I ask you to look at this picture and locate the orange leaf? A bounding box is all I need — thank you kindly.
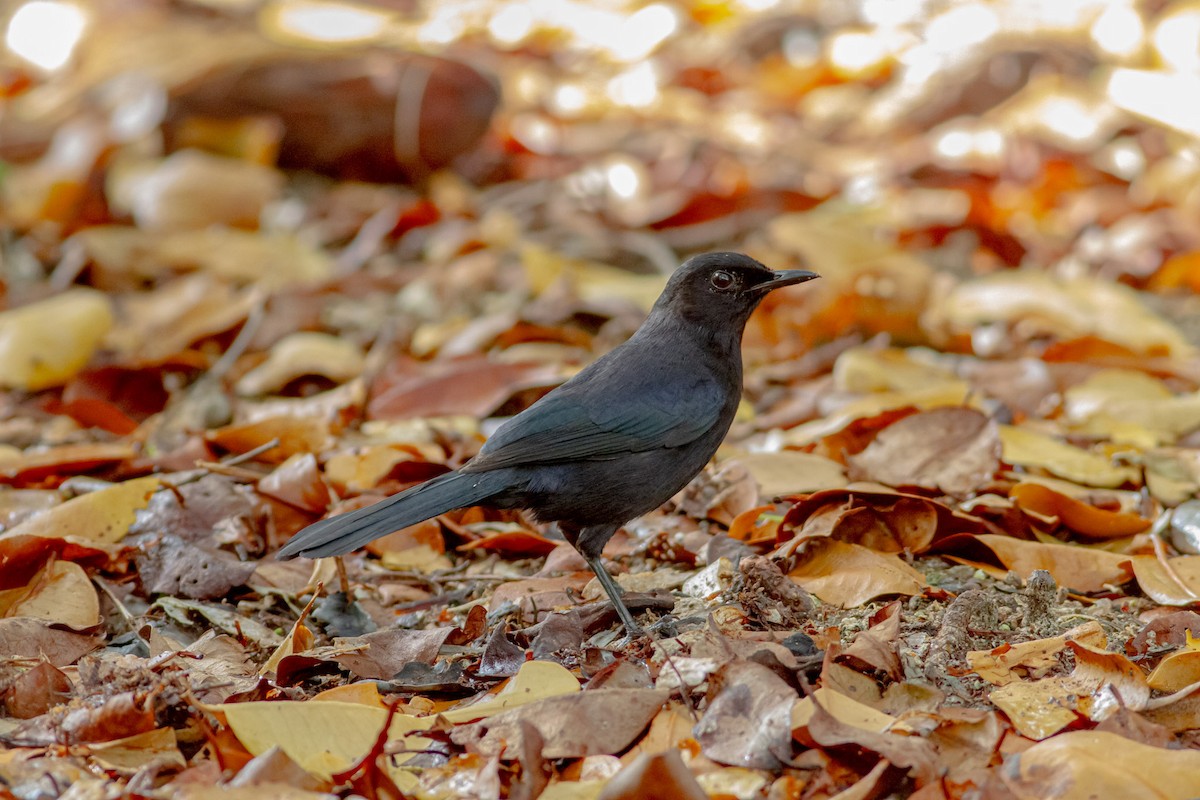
[1010,482,1150,539]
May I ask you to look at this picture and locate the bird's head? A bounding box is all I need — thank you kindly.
[652,252,819,332]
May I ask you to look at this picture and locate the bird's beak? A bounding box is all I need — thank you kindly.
[751,269,820,294]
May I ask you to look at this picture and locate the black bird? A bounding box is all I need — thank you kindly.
[278,252,818,633]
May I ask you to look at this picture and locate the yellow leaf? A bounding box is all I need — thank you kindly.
[87,728,186,773]
[441,660,580,723]
[1003,731,1200,800]
[1130,555,1200,606]
[3,560,100,630]
[220,700,431,783]
[999,426,1139,488]
[722,451,847,497]
[791,687,901,736]
[0,289,113,390]
[0,477,161,545]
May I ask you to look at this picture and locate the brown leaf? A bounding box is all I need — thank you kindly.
[0,618,101,666]
[331,628,455,680]
[840,602,903,680]
[451,688,668,759]
[957,534,1133,593]
[848,407,1000,496]
[787,539,927,608]
[257,453,332,513]
[694,660,797,769]
[803,689,939,786]
[2,660,72,719]
[368,356,559,420]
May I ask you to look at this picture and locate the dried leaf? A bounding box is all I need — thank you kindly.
[787,539,928,608]
[999,425,1139,488]
[848,407,1000,496]
[0,289,114,390]
[1001,731,1200,799]
[0,476,160,547]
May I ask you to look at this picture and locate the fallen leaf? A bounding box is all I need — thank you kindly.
[596,750,706,800]
[722,451,848,497]
[1009,481,1151,539]
[207,416,332,464]
[330,627,455,680]
[968,621,1106,685]
[787,539,928,607]
[86,728,187,774]
[848,407,1000,496]
[999,425,1138,488]
[792,687,902,741]
[694,660,797,769]
[1062,368,1200,446]
[235,332,365,396]
[452,688,668,759]
[441,660,581,723]
[924,270,1193,357]
[1147,631,1200,692]
[967,534,1133,593]
[219,700,431,782]
[1,560,100,629]
[1129,555,1200,605]
[0,476,161,547]
[0,289,114,390]
[1000,730,1200,799]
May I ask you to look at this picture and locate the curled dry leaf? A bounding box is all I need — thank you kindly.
[1,559,100,630]
[257,453,331,513]
[1009,481,1151,539]
[987,640,1148,740]
[1146,632,1200,692]
[0,289,114,390]
[779,487,986,554]
[1129,555,1200,606]
[235,332,365,396]
[968,621,1106,686]
[847,406,1000,497]
[786,539,928,608]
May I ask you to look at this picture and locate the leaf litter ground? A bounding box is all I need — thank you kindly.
[7,1,1200,798]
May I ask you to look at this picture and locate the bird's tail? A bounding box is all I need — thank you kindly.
[277,469,499,559]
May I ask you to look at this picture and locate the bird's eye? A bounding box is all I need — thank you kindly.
[710,270,735,290]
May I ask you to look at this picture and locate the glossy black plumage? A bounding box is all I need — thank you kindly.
[278,252,818,633]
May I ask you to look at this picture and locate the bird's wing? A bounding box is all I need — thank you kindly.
[465,368,726,471]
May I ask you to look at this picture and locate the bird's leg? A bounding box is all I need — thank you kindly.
[583,552,643,636]
[563,523,643,636]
